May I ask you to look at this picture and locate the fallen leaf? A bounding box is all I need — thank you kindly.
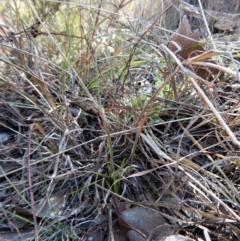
[168,15,222,81]
[168,15,204,60]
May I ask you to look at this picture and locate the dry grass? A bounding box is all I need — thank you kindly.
[0,0,240,240]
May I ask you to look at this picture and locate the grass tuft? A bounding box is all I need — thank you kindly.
[0,1,240,240]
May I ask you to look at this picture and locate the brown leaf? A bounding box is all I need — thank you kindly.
[168,15,222,81]
[168,15,203,60]
[13,205,33,229]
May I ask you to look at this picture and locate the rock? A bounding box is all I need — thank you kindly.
[121,207,172,241]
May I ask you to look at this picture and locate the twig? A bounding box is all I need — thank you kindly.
[25,123,39,241]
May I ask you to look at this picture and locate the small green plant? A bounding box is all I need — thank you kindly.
[109,158,126,194]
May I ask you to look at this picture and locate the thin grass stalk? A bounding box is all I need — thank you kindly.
[26,123,39,241]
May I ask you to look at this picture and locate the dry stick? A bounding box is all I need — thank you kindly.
[184,50,240,81]
[184,61,239,78]
[161,44,240,148]
[25,123,39,241]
